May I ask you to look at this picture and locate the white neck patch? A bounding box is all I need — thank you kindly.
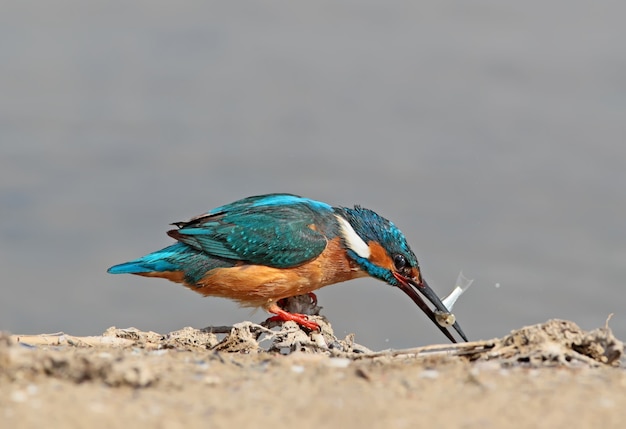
[335,215,371,259]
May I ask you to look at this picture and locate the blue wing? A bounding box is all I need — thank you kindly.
[167,194,335,268]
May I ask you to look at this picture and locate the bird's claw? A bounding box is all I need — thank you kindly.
[266,307,320,331]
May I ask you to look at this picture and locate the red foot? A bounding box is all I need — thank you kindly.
[266,306,320,331]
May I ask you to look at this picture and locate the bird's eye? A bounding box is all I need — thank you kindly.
[393,254,408,271]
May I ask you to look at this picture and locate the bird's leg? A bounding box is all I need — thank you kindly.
[266,303,320,331]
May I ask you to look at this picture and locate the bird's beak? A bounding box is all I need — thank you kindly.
[393,272,468,343]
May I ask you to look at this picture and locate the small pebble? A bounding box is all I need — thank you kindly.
[290,365,305,374]
[202,375,221,386]
[326,358,351,369]
[419,369,439,379]
[10,391,28,403]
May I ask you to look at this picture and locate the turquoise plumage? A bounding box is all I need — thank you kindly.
[170,194,333,268]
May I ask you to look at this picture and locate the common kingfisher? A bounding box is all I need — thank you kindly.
[108,193,468,343]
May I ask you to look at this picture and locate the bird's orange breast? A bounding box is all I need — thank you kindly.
[188,237,366,309]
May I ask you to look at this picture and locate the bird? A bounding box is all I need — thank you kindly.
[108,193,468,343]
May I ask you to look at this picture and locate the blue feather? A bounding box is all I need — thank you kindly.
[209,193,332,215]
[170,194,335,268]
[108,242,236,284]
[336,205,418,268]
[107,243,187,274]
[249,194,332,210]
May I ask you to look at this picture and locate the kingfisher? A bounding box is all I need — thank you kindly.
[108,193,467,343]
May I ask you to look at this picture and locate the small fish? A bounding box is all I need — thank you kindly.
[435,272,474,328]
[434,310,456,327]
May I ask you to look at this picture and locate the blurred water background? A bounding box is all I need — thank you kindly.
[1,1,625,349]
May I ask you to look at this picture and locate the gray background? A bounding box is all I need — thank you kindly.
[2,1,624,349]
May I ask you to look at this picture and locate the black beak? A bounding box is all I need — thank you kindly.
[394,274,468,343]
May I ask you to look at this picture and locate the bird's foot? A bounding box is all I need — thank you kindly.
[266,305,320,331]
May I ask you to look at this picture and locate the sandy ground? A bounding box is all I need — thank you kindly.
[1,318,625,429]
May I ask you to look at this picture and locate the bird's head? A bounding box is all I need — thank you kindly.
[334,206,468,343]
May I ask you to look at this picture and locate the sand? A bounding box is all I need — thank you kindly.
[1,318,625,429]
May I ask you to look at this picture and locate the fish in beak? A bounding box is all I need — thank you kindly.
[393,272,468,343]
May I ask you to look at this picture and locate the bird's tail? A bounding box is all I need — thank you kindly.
[107,243,186,274]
